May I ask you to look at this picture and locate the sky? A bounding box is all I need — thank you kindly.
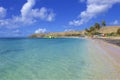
[0,0,120,37]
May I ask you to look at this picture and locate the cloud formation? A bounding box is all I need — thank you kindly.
[30,7,55,22]
[111,20,119,25]
[20,0,55,23]
[0,7,6,18]
[35,28,47,34]
[0,0,55,28]
[69,0,120,26]
[21,0,35,20]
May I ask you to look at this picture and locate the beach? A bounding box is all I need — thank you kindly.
[90,38,120,79]
[98,38,120,47]
[94,38,120,64]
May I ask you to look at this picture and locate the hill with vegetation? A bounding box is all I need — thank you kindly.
[85,25,120,37]
[84,20,120,37]
[29,26,120,38]
[29,20,120,38]
[29,31,85,38]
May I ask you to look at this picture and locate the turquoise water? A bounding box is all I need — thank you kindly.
[0,38,117,80]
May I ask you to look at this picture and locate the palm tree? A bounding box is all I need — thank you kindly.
[94,23,101,30]
[102,20,106,27]
[90,26,95,32]
[85,28,89,32]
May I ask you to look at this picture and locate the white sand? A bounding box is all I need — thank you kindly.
[86,39,120,79]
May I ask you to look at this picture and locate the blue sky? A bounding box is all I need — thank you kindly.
[0,0,120,37]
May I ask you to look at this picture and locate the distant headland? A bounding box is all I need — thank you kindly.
[29,26,120,38]
[29,20,120,38]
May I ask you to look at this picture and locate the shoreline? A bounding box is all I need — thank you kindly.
[92,38,120,68]
[83,38,120,79]
[94,37,120,47]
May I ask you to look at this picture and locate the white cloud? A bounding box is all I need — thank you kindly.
[111,20,119,25]
[35,28,47,34]
[0,0,55,28]
[0,7,6,18]
[47,11,55,22]
[30,7,55,22]
[20,0,55,23]
[69,0,120,26]
[21,0,35,20]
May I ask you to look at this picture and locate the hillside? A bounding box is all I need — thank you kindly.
[29,26,120,38]
[99,26,120,34]
[29,31,85,38]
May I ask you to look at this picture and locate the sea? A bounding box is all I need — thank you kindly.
[0,38,118,80]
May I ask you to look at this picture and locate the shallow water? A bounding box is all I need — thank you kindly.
[0,38,119,80]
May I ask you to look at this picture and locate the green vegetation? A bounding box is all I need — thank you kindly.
[94,23,101,30]
[85,20,120,37]
[102,20,106,27]
[85,22,101,36]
